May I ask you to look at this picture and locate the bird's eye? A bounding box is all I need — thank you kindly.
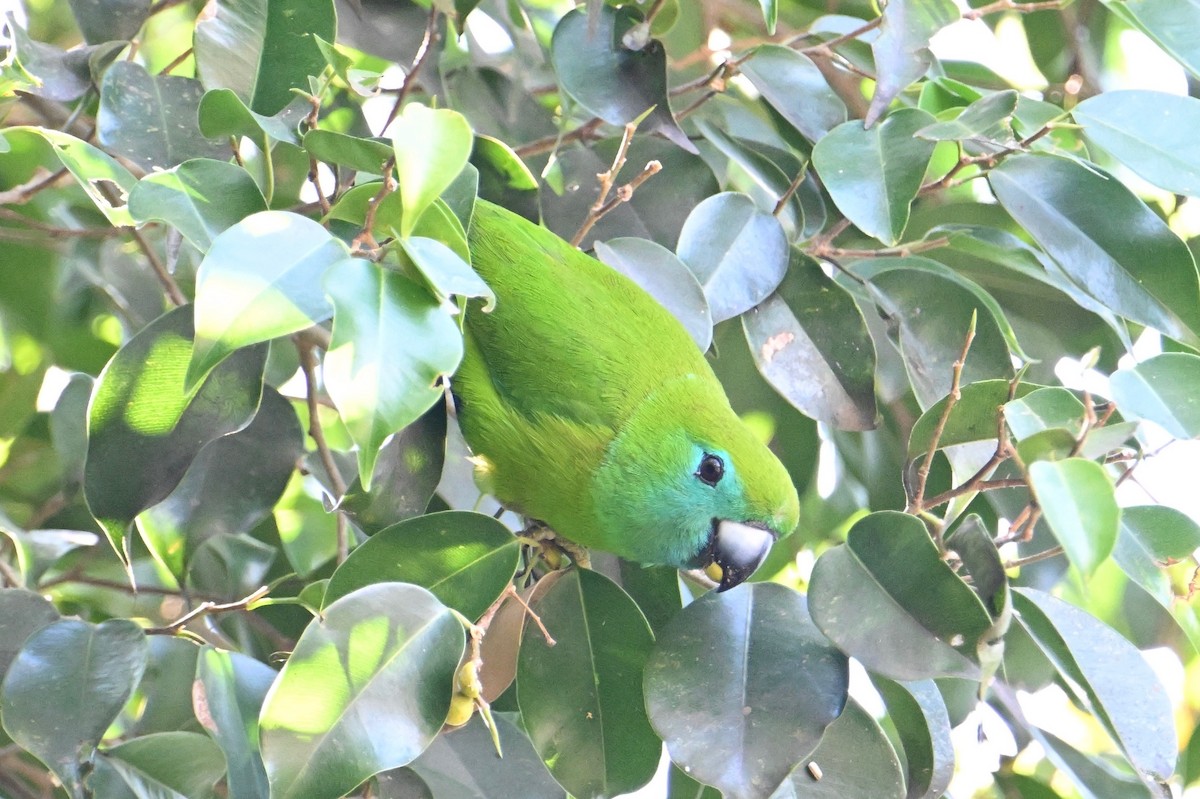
[696,453,724,486]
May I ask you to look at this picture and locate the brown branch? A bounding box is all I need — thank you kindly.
[383,7,441,131]
[145,586,270,636]
[773,170,807,216]
[350,168,395,252]
[130,227,187,306]
[1004,545,1063,569]
[826,236,952,259]
[158,48,193,76]
[296,337,350,563]
[570,122,663,247]
[514,117,606,158]
[0,167,70,205]
[791,17,883,52]
[964,0,1067,19]
[676,89,718,120]
[0,206,121,238]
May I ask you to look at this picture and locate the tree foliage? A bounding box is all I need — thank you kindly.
[2,0,1200,797]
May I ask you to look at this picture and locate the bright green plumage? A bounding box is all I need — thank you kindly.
[454,200,799,582]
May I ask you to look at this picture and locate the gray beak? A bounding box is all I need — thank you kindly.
[712,520,775,592]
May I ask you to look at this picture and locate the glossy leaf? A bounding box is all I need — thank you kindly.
[990,154,1200,348]
[194,647,276,799]
[550,6,695,153]
[866,0,958,126]
[812,109,938,245]
[1028,458,1118,576]
[138,386,301,577]
[338,403,446,534]
[694,120,806,238]
[676,192,789,323]
[10,24,120,102]
[742,250,877,430]
[99,731,227,799]
[740,45,846,142]
[410,715,563,798]
[873,678,954,799]
[916,90,1019,144]
[128,159,266,252]
[189,210,346,387]
[401,236,495,311]
[1031,727,1157,799]
[84,306,267,564]
[1099,0,1200,79]
[908,380,1040,459]
[260,583,465,799]
[594,237,713,350]
[1013,588,1175,782]
[197,88,307,145]
[644,583,849,799]
[303,129,393,175]
[0,619,148,797]
[322,260,463,490]
[1072,91,1200,195]
[4,126,136,225]
[390,105,474,238]
[67,0,149,43]
[324,511,519,620]
[809,511,992,680]
[1004,387,1085,440]
[946,515,1007,619]
[97,62,225,171]
[1113,506,1200,649]
[519,569,659,799]
[193,0,336,115]
[788,698,905,798]
[0,589,59,680]
[1109,353,1200,439]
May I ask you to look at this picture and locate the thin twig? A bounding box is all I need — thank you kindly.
[1004,545,1062,570]
[0,167,70,205]
[350,167,395,252]
[145,586,270,635]
[570,122,662,247]
[791,16,882,51]
[130,227,187,306]
[773,170,807,216]
[826,236,952,259]
[158,48,193,75]
[0,206,120,237]
[675,89,718,120]
[383,6,440,131]
[296,338,350,563]
[964,0,1066,19]
[513,118,605,158]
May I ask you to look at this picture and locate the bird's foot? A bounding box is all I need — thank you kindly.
[518,523,592,569]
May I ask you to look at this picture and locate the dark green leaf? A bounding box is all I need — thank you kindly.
[11,25,121,101]
[323,260,463,489]
[1028,458,1118,576]
[132,638,199,736]
[550,6,695,153]
[519,569,659,799]
[809,511,992,680]
[873,678,954,799]
[5,126,137,225]
[1013,588,1175,781]
[303,129,392,175]
[197,88,307,145]
[1031,727,1156,799]
[676,192,788,323]
[67,0,149,43]
[740,45,846,142]
[128,159,267,252]
[0,619,148,798]
[989,154,1200,348]
[788,698,905,797]
[812,109,938,245]
[260,583,466,799]
[0,589,59,681]
[187,533,277,601]
[594,237,713,351]
[98,62,226,171]
[1109,353,1200,439]
[915,90,1019,144]
[195,647,276,799]
[1113,505,1200,650]
[100,731,227,799]
[946,515,1007,619]
[189,211,346,387]
[194,0,335,115]
[908,380,1039,459]
[410,715,564,798]
[644,583,848,799]
[138,386,301,577]
[866,0,958,126]
[324,511,519,621]
[375,768,434,799]
[84,306,267,564]
[1004,387,1086,440]
[742,250,877,430]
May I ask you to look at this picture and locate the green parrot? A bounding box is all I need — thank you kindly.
[453,200,799,591]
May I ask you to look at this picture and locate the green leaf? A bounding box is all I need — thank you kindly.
[787,698,905,797]
[338,403,447,534]
[644,583,849,799]
[0,619,148,798]
[742,250,877,430]
[808,511,993,680]
[1109,353,1200,439]
[260,583,465,799]
[99,731,227,799]
[97,62,226,171]
[197,88,307,145]
[1005,387,1086,440]
[946,514,1007,619]
[128,159,267,252]
[1072,91,1200,196]
[1028,458,1118,577]
[1098,0,1200,80]
[188,211,346,388]
[67,0,149,43]
[989,154,1200,349]
[550,6,695,153]
[1113,505,1200,650]
[1013,588,1176,782]
[866,0,958,126]
[1031,727,1157,799]
[5,126,137,225]
[138,386,301,577]
[908,380,1040,459]
[10,24,121,102]
[757,0,777,33]
[594,237,713,351]
[518,569,659,799]
[873,678,954,799]
[401,236,495,311]
[740,45,846,142]
[812,109,938,245]
[0,589,59,681]
[390,104,474,238]
[303,129,393,175]
[324,511,520,621]
[410,715,564,798]
[193,0,336,115]
[195,647,276,799]
[84,306,267,565]
[676,192,789,323]
[323,260,463,490]
[916,90,1019,144]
